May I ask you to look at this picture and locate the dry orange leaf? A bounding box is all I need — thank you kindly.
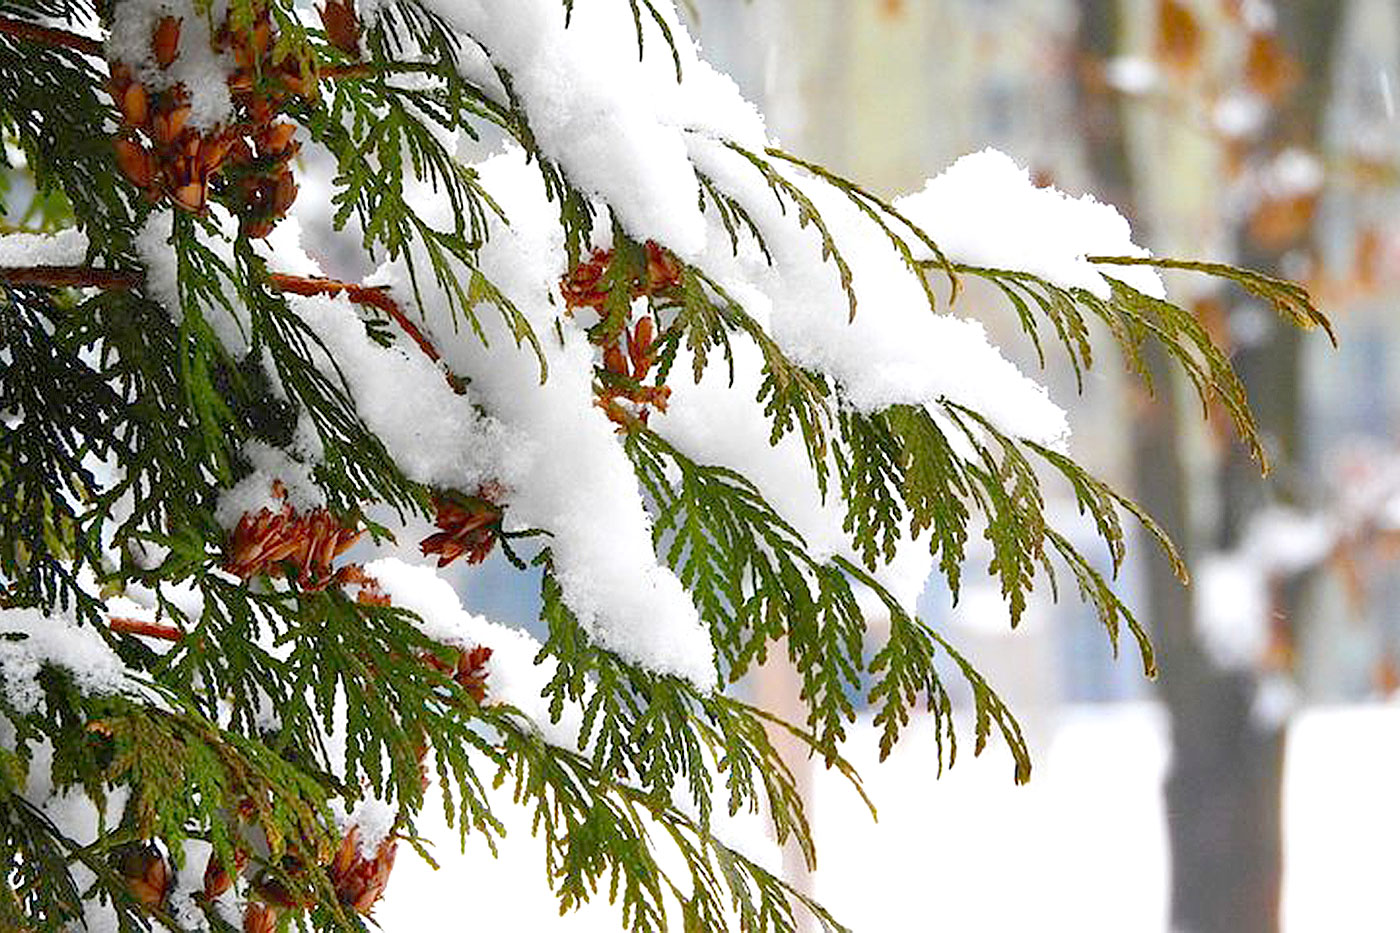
[1155,0,1203,72]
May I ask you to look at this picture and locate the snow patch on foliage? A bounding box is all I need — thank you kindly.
[687,140,1071,449]
[134,210,251,352]
[0,228,89,267]
[897,148,1165,300]
[289,293,516,491]
[0,608,141,713]
[370,152,717,688]
[398,0,765,257]
[214,440,324,529]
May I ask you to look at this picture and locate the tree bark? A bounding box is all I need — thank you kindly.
[1075,3,1339,930]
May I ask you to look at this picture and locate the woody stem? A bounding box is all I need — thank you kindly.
[0,266,143,289]
[109,616,183,641]
[0,265,454,387]
[319,63,373,81]
[267,273,444,364]
[0,16,103,56]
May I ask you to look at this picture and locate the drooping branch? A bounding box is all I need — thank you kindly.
[0,15,103,56]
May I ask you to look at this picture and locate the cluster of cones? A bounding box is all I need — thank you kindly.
[111,825,401,930]
[112,642,492,930]
[107,0,361,236]
[418,488,504,568]
[223,480,364,590]
[193,478,497,926]
[560,241,683,426]
[225,480,508,585]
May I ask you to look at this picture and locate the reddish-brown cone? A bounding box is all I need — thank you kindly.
[422,644,493,703]
[418,493,502,568]
[151,16,181,68]
[243,903,278,933]
[319,0,361,56]
[114,844,171,911]
[224,482,363,589]
[328,826,398,915]
[202,847,247,899]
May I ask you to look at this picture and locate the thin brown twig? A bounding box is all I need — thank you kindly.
[0,15,103,57]
[267,273,443,363]
[0,266,142,290]
[319,62,372,81]
[0,264,458,388]
[109,616,183,642]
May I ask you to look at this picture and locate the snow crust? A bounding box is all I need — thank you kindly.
[0,228,89,267]
[0,607,141,713]
[896,149,1166,301]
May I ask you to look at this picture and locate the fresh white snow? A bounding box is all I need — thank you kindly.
[375,703,1400,933]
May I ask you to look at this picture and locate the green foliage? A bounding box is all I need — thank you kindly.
[0,0,1330,930]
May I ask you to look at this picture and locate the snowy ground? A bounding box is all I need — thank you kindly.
[376,703,1400,931]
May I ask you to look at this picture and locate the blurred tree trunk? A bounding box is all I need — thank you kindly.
[1075,3,1339,931]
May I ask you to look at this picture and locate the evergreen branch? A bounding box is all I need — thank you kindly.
[652,264,834,488]
[949,261,1279,466]
[1087,254,1335,343]
[0,15,102,57]
[723,141,859,321]
[0,263,451,380]
[764,146,962,306]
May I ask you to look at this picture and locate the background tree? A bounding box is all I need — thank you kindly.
[0,0,1328,930]
[1075,3,1357,929]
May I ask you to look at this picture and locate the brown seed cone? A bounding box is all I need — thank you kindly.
[243,902,278,933]
[114,844,171,911]
[151,104,191,146]
[319,0,361,56]
[418,494,501,568]
[152,16,182,68]
[171,181,208,213]
[113,139,155,190]
[455,645,493,703]
[328,826,398,915]
[627,316,657,378]
[601,341,629,378]
[643,240,682,293]
[120,82,149,128]
[420,644,492,703]
[259,121,298,156]
[559,248,612,311]
[202,847,247,899]
[225,483,365,588]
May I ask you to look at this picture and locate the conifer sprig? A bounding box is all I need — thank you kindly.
[0,0,1333,929]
